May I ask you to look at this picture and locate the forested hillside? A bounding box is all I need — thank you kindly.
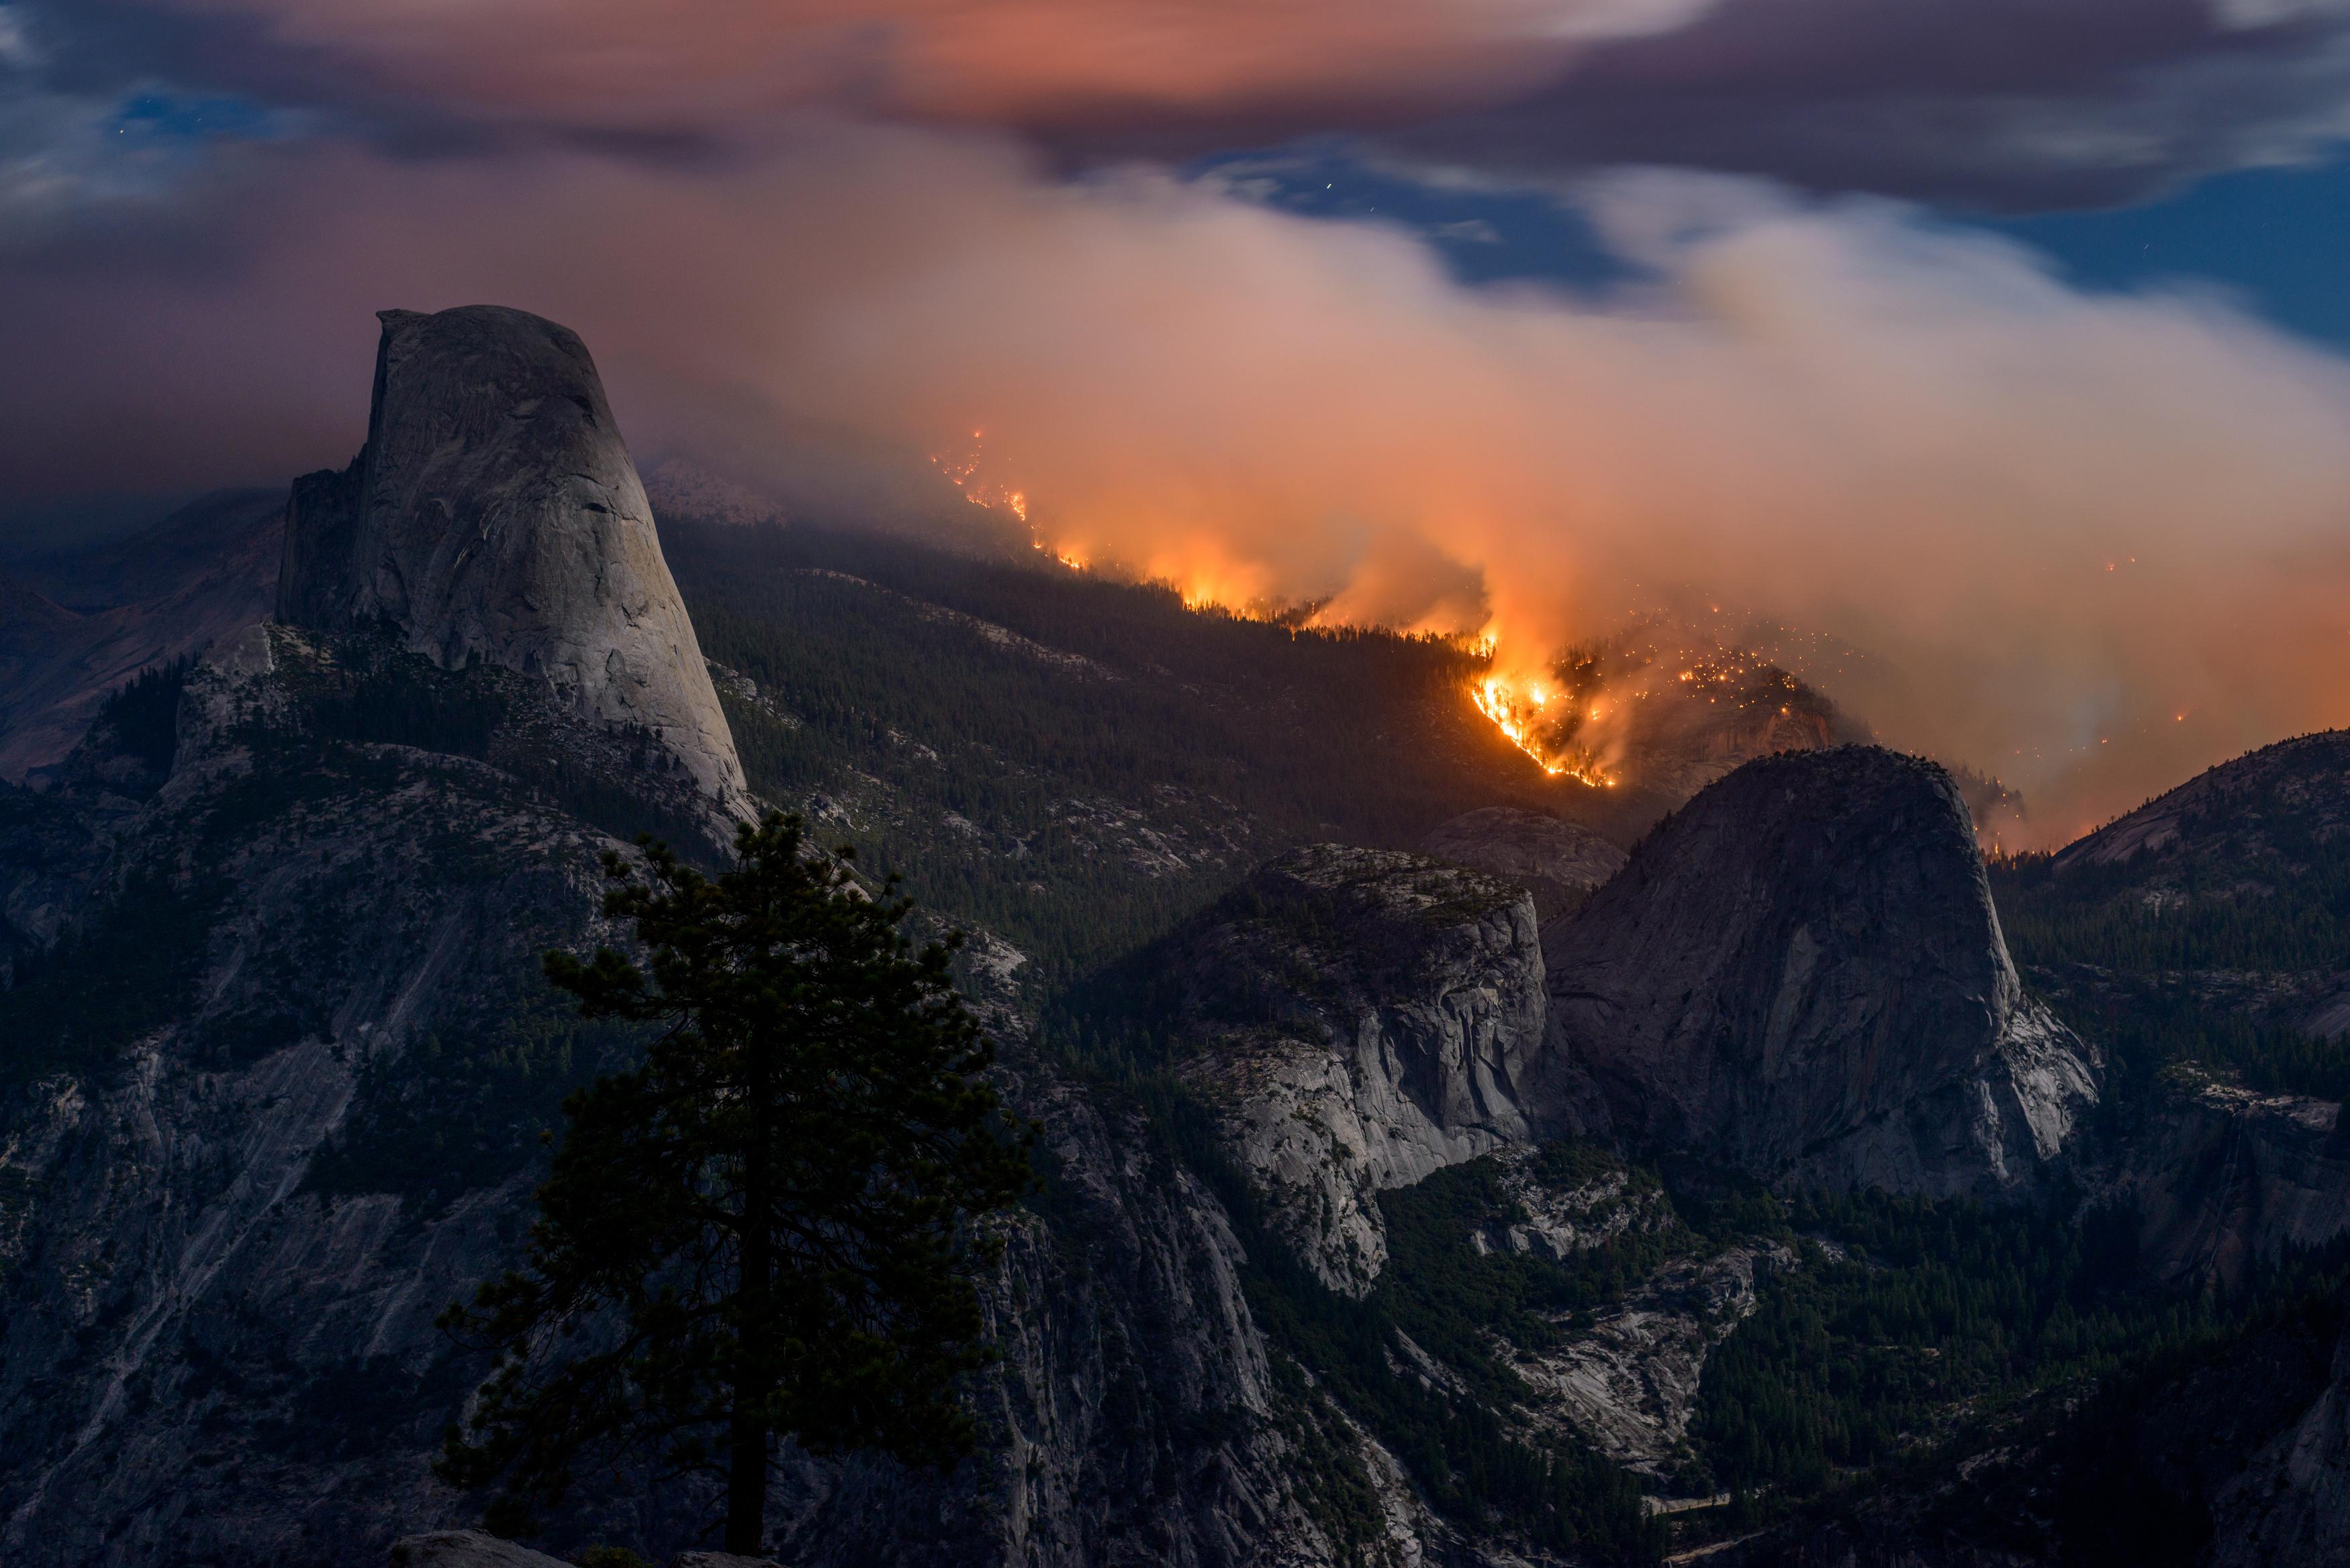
[661,517,1605,975]
[1991,732,2350,1108]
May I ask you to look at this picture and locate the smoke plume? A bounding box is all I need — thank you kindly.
[6,125,2350,843]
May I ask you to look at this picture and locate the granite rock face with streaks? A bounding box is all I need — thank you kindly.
[278,305,746,808]
[1160,845,1595,1295]
[1508,1242,1791,1476]
[1544,746,2098,1197]
[2118,1070,2350,1288]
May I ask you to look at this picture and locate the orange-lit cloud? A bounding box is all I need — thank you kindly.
[68,0,2350,205]
[6,126,2350,842]
[130,0,1699,133]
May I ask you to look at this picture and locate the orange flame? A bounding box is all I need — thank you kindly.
[1471,670,1613,787]
[932,437,1607,781]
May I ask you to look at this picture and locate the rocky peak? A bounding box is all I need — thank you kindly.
[1138,844,1576,1293]
[277,305,746,806]
[1544,745,2098,1197]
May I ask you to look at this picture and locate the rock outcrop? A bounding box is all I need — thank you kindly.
[1544,746,2098,1197]
[278,306,745,807]
[2119,1070,2350,1287]
[2210,1303,2350,1568]
[1421,805,1628,920]
[1509,1241,1789,1476]
[1152,845,1591,1293]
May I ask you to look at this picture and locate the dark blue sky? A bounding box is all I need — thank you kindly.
[1992,157,2350,348]
[1197,140,2350,350]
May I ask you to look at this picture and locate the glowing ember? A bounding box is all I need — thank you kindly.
[930,433,1030,524]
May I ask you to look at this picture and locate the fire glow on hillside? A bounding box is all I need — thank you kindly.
[1470,671,1615,787]
[929,439,1870,801]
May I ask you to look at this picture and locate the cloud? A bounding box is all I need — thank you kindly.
[36,0,1691,140]
[1391,0,2350,207]
[13,0,2350,203]
[5,122,2350,841]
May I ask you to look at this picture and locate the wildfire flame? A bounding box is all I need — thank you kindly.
[1471,671,1615,788]
[931,432,1030,524]
[929,432,1620,785]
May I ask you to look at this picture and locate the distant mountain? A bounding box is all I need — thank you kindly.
[2053,728,2350,881]
[0,488,283,781]
[1997,727,2350,1092]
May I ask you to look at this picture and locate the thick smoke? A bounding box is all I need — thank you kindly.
[6,124,2350,842]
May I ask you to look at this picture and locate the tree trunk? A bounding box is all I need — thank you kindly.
[726,1036,775,1554]
[725,1389,768,1553]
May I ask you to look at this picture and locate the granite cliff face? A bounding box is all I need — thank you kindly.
[1544,746,2098,1197]
[0,635,1456,1568]
[1149,845,1583,1295]
[279,306,745,807]
[0,632,625,1562]
[2117,1073,2350,1287]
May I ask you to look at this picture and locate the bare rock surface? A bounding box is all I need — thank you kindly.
[1471,1143,1671,1264]
[1544,746,2098,1197]
[278,305,745,808]
[1509,1242,1791,1475]
[391,1531,576,1568]
[1422,805,1628,918]
[1159,845,1592,1293]
[2120,1068,2350,1287]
